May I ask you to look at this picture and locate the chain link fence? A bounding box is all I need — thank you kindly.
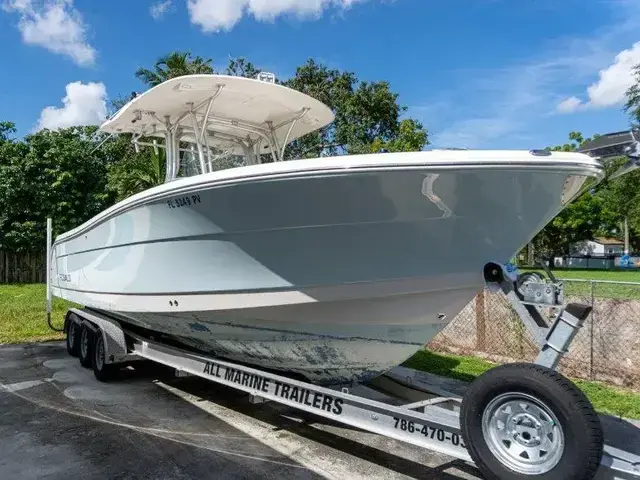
[427,279,640,389]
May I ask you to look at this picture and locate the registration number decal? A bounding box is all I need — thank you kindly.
[167,193,201,209]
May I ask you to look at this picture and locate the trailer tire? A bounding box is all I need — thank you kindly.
[78,324,93,368]
[460,363,603,480]
[92,332,116,382]
[66,317,80,357]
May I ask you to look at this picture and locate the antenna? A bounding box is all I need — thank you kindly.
[88,132,115,155]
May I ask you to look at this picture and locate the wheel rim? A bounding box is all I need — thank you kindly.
[95,338,104,371]
[481,392,565,475]
[80,328,88,358]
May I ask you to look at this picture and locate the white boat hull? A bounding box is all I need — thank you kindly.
[97,282,476,384]
[50,151,603,384]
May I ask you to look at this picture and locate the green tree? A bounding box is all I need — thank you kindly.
[596,165,640,252]
[135,51,214,87]
[282,59,429,158]
[612,61,640,250]
[370,118,428,153]
[225,57,261,79]
[280,59,355,159]
[0,126,113,251]
[109,93,137,114]
[531,127,640,263]
[624,64,640,124]
[546,131,594,152]
[0,122,18,172]
[532,132,608,265]
[107,147,166,202]
[0,121,16,143]
[532,194,606,265]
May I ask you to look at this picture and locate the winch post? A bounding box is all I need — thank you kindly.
[483,262,592,369]
[483,263,550,346]
[535,303,592,369]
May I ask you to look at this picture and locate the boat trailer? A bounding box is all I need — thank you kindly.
[56,261,640,480]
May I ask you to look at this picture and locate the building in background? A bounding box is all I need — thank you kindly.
[572,237,625,256]
[553,237,628,269]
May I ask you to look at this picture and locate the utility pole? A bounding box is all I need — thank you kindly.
[624,216,630,255]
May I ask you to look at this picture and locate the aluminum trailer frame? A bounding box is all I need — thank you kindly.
[62,259,640,480]
[65,307,471,461]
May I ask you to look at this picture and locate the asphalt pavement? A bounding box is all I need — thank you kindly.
[0,342,482,480]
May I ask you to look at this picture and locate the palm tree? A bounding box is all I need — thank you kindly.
[107,148,166,201]
[135,51,214,87]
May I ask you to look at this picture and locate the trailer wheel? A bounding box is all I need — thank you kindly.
[461,363,603,480]
[92,331,116,382]
[78,324,93,368]
[66,317,80,357]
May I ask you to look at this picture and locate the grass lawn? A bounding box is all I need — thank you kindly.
[522,267,640,299]
[0,283,74,344]
[404,349,640,420]
[546,268,640,282]
[521,267,640,283]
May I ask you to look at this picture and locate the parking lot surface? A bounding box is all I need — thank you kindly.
[0,342,483,479]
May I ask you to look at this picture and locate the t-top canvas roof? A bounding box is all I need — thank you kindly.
[100,74,335,156]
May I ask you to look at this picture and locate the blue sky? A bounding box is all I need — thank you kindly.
[1,0,640,149]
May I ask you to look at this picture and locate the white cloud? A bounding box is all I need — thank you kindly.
[2,0,96,66]
[150,0,173,19]
[427,1,640,148]
[186,0,366,33]
[556,96,583,114]
[430,58,590,148]
[36,81,107,131]
[556,41,640,113]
